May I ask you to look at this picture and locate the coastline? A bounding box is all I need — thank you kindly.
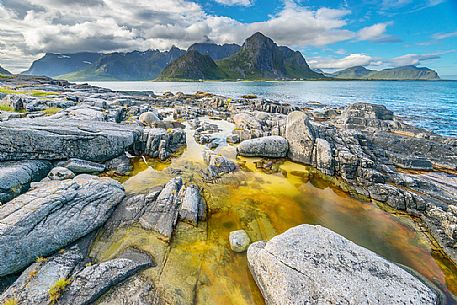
[0,74,455,304]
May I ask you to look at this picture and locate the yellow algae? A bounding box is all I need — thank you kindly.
[91,118,456,304]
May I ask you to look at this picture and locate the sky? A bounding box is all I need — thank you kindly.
[0,0,456,76]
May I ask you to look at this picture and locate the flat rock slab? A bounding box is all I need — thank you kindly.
[0,118,142,162]
[0,174,124,276]
[248,225,439,305]
[237,136,289,158]
[59,249,154,305]
[0,160,52,203]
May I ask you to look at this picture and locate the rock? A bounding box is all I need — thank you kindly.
[96,275,159,305]
[248,225,439,305]
[229,230,251,252]
[58,249,154,305]
[0,175,124,276]
[337,103,395,129]
[0,246,84,305]
[139,177,183,241]
[63,158,106,174]
[226,134,240,144]
[0,160,52,203]
[0,118,142,162]
[178,185,206,226]
[105,155,133,175]
[314,138,334,176]
[237,136,288,158]
[203,150,237,178]
[285,111,315,164]
[139,111,160,127]
[137,128,186,160]
[48,166,76,180]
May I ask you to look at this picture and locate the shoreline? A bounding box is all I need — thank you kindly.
[0,74,455,304]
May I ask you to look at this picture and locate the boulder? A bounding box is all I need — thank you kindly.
[137,128,186,160]
[105,155,133,175]
[139,177,183,241]
[48,166,75,180]
[314,138,334,176]
[0,118,141,162]
[237,136,288,158]
[203,150,237,178]
[178,185,206,226]
[0,175,124,276]
[337,103,395,129]
[63,158,105,174]
[0,246,84,305]
[58,249,154,305]
[248,225,439,305]
[139,111,160,127]
[0,160,52,203]
[229,230,251,252]
[285,111,315,164]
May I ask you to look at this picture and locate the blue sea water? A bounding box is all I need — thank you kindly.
[87,81,457,137]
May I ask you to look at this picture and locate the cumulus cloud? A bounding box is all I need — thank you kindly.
[214,0,253,6]
[0,0,398,72]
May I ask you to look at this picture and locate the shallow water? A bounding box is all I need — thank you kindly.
[86,80,457,137]
[91,118,457,304]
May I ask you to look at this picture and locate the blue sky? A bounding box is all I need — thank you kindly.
[0,0,456,76]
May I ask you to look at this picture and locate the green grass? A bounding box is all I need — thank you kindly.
[43,107,62,116]
[49,278,71,304]
[0,87,58,97]
[0,104,14,112]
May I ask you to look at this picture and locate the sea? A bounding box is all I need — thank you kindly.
[86,80,457,137]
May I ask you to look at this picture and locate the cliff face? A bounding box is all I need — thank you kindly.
[217,32,323,80]
[188,43,241,60]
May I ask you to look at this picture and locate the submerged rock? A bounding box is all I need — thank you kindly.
[248,225,439,305]
[0,160,52,203]
[0,118,141,162]
[237,136,289,158]
[229,230,251,253]
[0,175,124,276]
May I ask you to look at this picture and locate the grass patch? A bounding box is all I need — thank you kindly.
[31,90,58,97]
[0,87,58,97]
[35,256,48,263]
[43,107,62,116]
[48,278,71,304]
[0,104,14,112]
[2,298,18,305]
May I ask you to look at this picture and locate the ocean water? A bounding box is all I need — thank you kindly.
[87,81,457,137]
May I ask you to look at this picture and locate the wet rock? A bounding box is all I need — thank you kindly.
[139,177,183,241]
[203,150,237,178]
[0,175,124,276]
[138,128,186,160]
[48,166,75,180]
[237,136,289,158]
[96,275,160,305]
[0,246,84,305]
[59,249,154,305]
[63,158,106,174]
[229,230,251,252]
[139,111,160,127]
[105,155,133,175]
[248,225,439,305]
[0,160,52,203]
[0,118,142,162]
[178,184,206,226]
[285,111,315,164]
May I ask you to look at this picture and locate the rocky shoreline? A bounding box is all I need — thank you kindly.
[0,74,455,304]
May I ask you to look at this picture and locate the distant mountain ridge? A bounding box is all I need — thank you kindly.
[188,43,241,61]
[0,65,11,75]
[332,65,440,80]
[21,32,440,81]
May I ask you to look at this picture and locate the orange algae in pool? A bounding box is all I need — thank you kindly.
[91,120,456,305]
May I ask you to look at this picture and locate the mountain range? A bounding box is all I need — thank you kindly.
[18,33,440,81]
[0,65,11,75]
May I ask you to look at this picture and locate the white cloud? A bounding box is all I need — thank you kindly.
[0,0,399,73]
[432,31,457,40]
[356,22,399,42]
[214,0,253,6]
[308,54,378,69]
[389,53,445,66]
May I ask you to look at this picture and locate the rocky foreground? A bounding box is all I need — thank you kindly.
[0,74,455,304]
